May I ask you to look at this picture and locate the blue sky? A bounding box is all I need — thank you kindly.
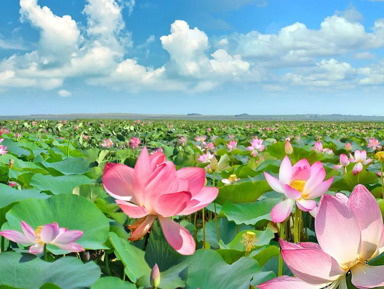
[1,0,384,116]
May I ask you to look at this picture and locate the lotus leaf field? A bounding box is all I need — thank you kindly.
[1,119,384,289]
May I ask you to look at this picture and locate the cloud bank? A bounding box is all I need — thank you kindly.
[1,1,384,95]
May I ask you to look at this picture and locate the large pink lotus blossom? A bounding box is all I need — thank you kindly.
[102,147,218,255]
[349,150,372,175]
[264,156,333,223]
[0,221,84,254]
[258,185,384,289]
[247,137,265,157]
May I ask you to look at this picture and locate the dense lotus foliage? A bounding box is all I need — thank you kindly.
[1,119,384,288]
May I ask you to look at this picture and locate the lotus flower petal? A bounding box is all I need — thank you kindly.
[315,194,361,266]
[271,199,294,223]
[159,216,195,255]
[103,163,135,201]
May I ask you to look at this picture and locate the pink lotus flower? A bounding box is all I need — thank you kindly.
[334,154,350,173]
[368,138,382,151]
[264,156,333,222]
[313,141,323,152]
[197,151,215,163]
[227,140,238,152]
[8,181,18,187]
[0,221,84,254]
[129,137,141,149]
[247,137,265,157]
[102,147,218,255]
[285,141,293,155]
[349,150,372,175]
[345,142,352,151]
[194,136,206,142]
[258,185,384,289]
[101,138,113,148]
[0,145,8,155]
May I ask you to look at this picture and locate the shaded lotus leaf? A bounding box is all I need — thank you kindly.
[0,252,100,289]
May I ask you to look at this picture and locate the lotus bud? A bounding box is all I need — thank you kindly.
[345,142,352,151]
[340,154,349,166]
[285,141,293,155]
[150,264,160,289]
[210,156,218,172]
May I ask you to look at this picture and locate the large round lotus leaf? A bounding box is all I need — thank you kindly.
[91,277,136,289]
[2,194,110,254]
[0,252,100,289]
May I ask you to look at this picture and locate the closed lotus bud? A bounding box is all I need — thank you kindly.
[210,156,218,172]
[285,141,293,155]
[150,264,160,289]
[340,154,350,166]
[345,142,352,151]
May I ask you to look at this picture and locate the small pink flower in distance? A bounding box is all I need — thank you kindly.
[0,221,84,254]
[334,154,350,174]
[345,142,352,151]
[227,140,238,152]
[228,134,235,140]
[129,137,141,149]
[285,141,293,155]
[247,137,265,157]
[178,136,188,146]
[0,128,10,135]
[322,148,333,155]
[82,134,89,141]
[74,125,79,130]
[15,121,19,125]
[368,138,382,151]
[206,128,211,132]
[62,120,67,125]
[198,151,215,163]
[15,132,22,139]
[151,147,163,154]
[8,181,18,187]
[264,156,333,223]
[100,123,105,127]
[313,141,323,152]
[102,147,218,255]
[101,139,113,148]
[258,185,384,289]
[349,150,372,175]
[194,136,207,142]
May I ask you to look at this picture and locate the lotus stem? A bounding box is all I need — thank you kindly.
[43,244,47,261]
[381,162,384,198]
[278,221,286,277]
[212,172,221,245]
[202,208,207,248]
[294,204,300,243]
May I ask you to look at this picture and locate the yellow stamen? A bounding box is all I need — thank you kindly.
[290,180,309,198]
[34,226,44,245]
[241,231,258,252]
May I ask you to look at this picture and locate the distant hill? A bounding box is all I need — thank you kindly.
[1,113,384,121]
